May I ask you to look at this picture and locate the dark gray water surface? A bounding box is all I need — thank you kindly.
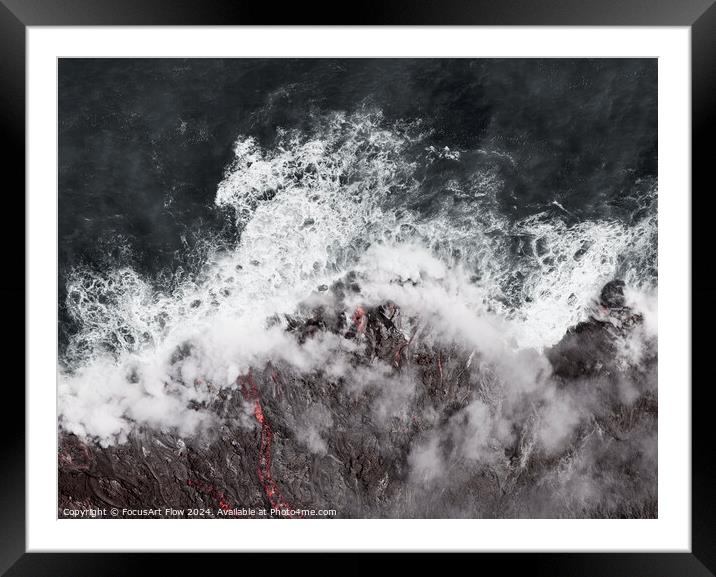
[58,59,657,349]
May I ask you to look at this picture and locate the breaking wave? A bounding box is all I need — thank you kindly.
[59,109,657,445]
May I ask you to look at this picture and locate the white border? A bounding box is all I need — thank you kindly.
[27,27,691,552]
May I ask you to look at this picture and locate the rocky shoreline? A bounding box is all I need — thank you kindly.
[59,279,656,519]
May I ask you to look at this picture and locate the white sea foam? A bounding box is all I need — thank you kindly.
[59,109,657,445]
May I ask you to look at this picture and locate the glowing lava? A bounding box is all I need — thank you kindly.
[186,370,298,517]
[238,370,297,516]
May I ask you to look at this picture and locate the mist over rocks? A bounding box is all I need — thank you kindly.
[59,278,657,519]
[58,61,658,518]
[58,109,657,449]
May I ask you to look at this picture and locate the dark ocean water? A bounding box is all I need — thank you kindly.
[58,58,657,355]
[57,61,659,518]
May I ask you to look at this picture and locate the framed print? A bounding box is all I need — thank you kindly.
[5,0,714,574]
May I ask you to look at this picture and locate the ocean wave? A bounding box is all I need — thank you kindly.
[59,109,657,445]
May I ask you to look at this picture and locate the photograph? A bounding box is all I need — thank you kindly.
[57,58,658,520]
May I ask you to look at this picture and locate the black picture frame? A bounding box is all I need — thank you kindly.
[4,1,713,574]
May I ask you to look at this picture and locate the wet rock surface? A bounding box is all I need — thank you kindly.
[59,280,657,519]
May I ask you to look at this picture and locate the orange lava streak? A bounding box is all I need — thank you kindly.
[238,371,298,516]
[352,307,367,334]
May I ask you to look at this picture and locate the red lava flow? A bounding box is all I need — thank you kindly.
[237,370,297,515]
[188,369,298,517]
[352,306,367,334]
[186,478,233,512]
